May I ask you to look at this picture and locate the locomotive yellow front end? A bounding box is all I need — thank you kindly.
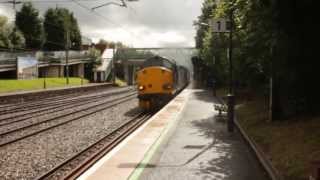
[136,66,174,110]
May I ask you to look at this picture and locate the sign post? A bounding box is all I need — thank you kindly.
[210,15,235,132]
[209,18,231,33]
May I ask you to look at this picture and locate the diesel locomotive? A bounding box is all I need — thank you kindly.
[136,55,190,110]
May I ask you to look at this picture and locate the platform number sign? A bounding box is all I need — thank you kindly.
[210,18,231,33]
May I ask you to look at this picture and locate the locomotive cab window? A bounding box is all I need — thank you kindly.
[142,56,176,70]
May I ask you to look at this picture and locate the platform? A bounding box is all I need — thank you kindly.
[78,88,269,180]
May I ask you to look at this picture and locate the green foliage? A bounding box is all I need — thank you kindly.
[98,39,128,48]
[0,15,25,49]
[196,0,320,118]
[9,27,25,48]
[43,8,66,50]
[43,8,81,50]
[16,2,44,49]
[195,0,215,49]
[69,13,81,50]
[88,47,102,65]
[195,0,230,86]
[115,78,127,87]
[0,16,11,48]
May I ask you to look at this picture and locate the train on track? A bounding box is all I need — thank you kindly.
[136,55,190,110]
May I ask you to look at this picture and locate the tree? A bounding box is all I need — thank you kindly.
[195,0,229,86]
[15,2,43,49]
[195,0,215,49]
[0,15,25,49]
[69,13,81,50]
[88,47,101,65]
[97,39,127,48]
[0,16,11,48]
[196,0,320,118]
[43,8,81,50]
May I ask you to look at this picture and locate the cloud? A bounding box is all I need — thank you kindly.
[0,5,14,20]
[0,0,203,47]
[82,26,192,47]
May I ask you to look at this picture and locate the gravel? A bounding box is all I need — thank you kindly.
[0,93,136,146]
[0,89,135,133]
[0,87,141,180]
[0,86,131,118]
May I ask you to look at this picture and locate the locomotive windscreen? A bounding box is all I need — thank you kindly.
[142,56,176,70]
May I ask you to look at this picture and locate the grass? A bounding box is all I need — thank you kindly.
[234,92,320,180]
[115,78,127,87]
[0,77,89,94]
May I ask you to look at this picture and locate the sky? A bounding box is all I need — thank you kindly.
[0,0,203,48]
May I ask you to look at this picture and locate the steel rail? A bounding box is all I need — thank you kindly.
[0,85,119,109]
[0,93,137,147]
[0,88,134,116]
[36,112,152,180]
[0,92,136,134]
[0,88,107,109]
[0,89,136,123]
[0,85,128,110]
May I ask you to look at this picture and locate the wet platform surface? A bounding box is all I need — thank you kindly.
[138,89,270,180]
[78,89,270,180]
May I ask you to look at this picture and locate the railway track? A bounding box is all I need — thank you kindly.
[0,87,133,116]
[0,86,120,109]
[0,88,136,123]
[36,112,152,180]
[0,92,137,147]
[0,87,115,109]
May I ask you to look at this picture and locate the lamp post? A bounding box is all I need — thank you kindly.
[112,45,116,85]
[65,29,70,85]
[227,9,235,132]
[195,12,235,132]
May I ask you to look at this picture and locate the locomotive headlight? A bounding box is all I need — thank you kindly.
[163,83,172,90]
[138,85,145,91]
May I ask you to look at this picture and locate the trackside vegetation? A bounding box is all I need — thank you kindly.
[197,1,320,180]
[215,88,320,180]
[196,0,320,119]
[236,94,320,180]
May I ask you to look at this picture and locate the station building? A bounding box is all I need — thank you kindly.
[0,50,94,80]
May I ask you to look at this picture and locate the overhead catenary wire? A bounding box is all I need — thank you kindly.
[91,1,126,10]
[71,0,139,45]
[1,0,141,47]
[0,0,129,29]
[125,2,138,16]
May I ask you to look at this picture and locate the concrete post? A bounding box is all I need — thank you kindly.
[124,64,129,84]
[212,81,216,96]
[100,71,104,82]
[128,65,133,85]
[59,66,64,77]
[78,63,84,78]
[132,65,136,85]
[94,72,97,82]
